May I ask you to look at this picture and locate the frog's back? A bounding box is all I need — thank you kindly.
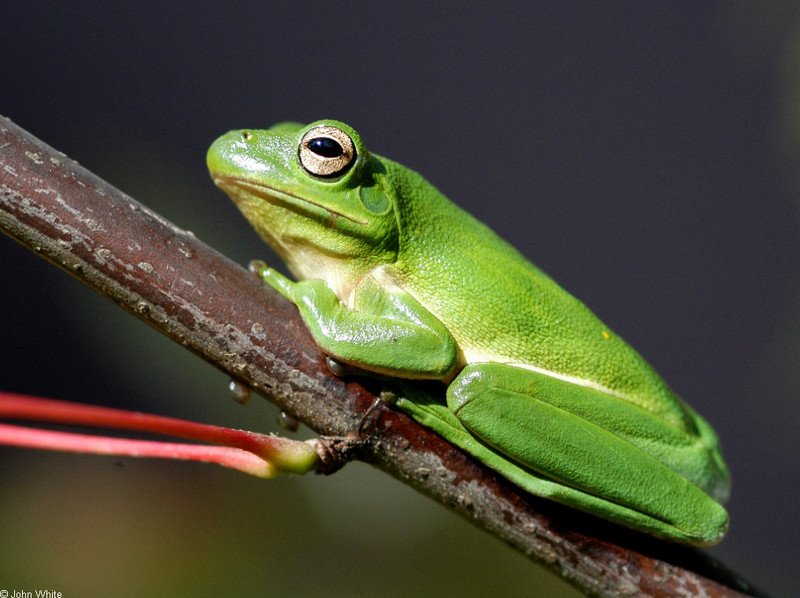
[386,159,689,427]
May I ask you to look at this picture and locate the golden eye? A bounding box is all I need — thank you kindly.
[298,125,356,177]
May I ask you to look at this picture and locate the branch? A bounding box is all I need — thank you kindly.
[0,115,766,598]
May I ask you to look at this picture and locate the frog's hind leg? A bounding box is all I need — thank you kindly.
[442,363,728,546]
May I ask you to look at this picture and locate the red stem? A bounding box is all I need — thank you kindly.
[0,422,277,476]
[0,392,318,476]
[0,392,269,455]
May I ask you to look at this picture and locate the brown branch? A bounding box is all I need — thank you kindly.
[0,115,767,598]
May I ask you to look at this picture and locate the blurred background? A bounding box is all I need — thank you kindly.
[1,3,798,597]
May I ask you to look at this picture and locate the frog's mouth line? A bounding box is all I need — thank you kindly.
[214,175,368,225]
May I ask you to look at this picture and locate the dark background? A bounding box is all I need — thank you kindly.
[1,3,798,597]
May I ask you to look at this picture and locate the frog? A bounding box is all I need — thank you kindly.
[206,119,730,546]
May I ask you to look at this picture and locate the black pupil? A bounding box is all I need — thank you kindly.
[308,137,343,158]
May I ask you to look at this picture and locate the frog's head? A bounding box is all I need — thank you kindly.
[208,120,398,289]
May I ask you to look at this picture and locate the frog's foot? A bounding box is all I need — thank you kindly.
[248,258,268,278]
[326,355,352,377]
[248,259,295,300]
[322,357,392,445]
[324,356,387,379]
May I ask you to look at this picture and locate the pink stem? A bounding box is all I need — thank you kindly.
[0,422,277,476]
[0,392,319,476]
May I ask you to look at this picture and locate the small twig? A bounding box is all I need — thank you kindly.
[0,115,767,598]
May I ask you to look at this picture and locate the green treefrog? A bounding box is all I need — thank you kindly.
[207,120,730,546]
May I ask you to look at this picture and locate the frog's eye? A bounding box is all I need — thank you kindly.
[298,126,356,178]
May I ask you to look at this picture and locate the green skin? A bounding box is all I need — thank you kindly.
[207,120,730,546]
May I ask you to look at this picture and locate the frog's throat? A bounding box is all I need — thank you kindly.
[213,175,368,225]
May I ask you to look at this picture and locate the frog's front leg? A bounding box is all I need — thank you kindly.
[251,261,459,380]
[245,263,459,475]
[250,260,297,302]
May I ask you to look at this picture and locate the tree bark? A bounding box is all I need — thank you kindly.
[0,115,767,598]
